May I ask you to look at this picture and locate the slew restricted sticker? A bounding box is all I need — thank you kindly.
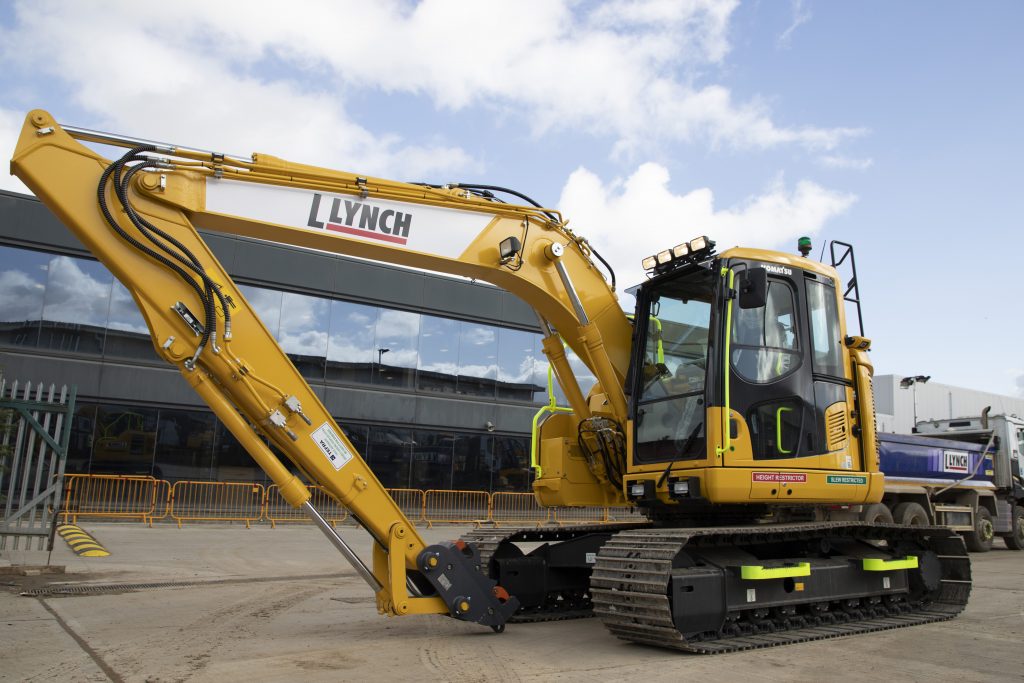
[311,422,354,470]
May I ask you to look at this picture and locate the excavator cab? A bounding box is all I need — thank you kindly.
[624,238,883,513]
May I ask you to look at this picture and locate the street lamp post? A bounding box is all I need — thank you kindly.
[899,375,931,432]
[377,348,390,381]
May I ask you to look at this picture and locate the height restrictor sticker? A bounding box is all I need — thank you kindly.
[311,422,354,471]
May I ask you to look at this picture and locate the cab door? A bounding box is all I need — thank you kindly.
[725,266,818,468]
[724,262,856,473]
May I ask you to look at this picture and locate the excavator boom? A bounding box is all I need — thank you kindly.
[10,109,635,628]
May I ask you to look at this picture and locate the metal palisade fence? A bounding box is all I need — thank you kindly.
[0,380,76,552]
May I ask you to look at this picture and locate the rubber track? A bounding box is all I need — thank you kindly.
[590,522,971,654]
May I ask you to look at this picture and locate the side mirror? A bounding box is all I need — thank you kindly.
[738,267,768,309]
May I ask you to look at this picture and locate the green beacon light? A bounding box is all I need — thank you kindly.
[797,236,812,258]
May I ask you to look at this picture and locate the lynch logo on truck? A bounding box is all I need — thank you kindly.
[943,450,970,473]
[307,193,412,245]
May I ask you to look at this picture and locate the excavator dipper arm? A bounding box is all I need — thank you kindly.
[9,110,629,628]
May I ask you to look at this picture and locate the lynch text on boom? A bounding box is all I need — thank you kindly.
[306,193,412,245]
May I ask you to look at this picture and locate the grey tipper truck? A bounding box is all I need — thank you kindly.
[898,411,1024,551]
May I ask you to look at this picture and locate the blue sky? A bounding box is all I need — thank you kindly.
[1,1,1021,396]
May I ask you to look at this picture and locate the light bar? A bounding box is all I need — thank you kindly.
[640,235,715,272]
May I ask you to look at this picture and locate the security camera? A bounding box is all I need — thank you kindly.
[485,421,495,432]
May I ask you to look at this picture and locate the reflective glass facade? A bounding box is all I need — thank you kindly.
[0,240,596,492]
[64,400,529,491]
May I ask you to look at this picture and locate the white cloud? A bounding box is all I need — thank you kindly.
[819,155,874,171]
[558,163,857,294]
[0,0,860,168]
[0,108,31,194]
[777,0,812,49]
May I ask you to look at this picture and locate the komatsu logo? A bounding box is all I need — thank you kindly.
[306,193,412,245]
[763,264,793,276]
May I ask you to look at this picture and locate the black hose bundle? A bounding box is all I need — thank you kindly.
[97,147,232,366]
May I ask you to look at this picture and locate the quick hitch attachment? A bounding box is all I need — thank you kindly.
[418,540,519,632]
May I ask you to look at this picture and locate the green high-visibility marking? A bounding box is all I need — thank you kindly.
[740,562,810,580]
[863,556,918,572]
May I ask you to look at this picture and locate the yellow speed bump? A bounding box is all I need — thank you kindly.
[57,524,110,557]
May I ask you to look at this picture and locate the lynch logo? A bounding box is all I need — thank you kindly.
[763,264,793,276]
[943,450,970,474]
[306,193,412,245]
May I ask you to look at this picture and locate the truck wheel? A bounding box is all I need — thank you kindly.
[964,507,994,553]
[892,502,929,526]
[1002,506,1024,551]
[862,503,894,524]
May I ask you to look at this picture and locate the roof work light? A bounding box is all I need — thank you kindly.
[641,235,716,275]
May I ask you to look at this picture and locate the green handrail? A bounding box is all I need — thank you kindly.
[776,406,793,455]
[530,355,574,478]
[717,267,734,456]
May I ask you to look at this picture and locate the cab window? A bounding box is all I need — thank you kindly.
[806,279,844,378]
[730,280,799,384]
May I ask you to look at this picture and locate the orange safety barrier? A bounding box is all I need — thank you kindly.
[169,481,265,528]
[424,489,490,527]
[265,484,349,528]
[387,488,426,523]
[552,505,609,525]
[491,492,549,527]
[61,474,158,526]
[152,479,172,521]
[605,506,647,523]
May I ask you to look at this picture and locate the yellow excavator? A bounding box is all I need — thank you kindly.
[10,110,970,653]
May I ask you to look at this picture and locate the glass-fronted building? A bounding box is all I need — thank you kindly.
[0,190,595,492]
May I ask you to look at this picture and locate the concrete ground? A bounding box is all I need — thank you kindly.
[1,523,1021,683]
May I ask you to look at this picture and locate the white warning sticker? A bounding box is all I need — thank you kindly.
[311,422,354,471]
[585,552,597,564]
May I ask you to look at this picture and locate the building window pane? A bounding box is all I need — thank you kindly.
[0,245,47,348]
[411,430,453,490]
[153,408,216,481]
[38,255,112,355]
[367,426,413,488]
[553,346,597,407]
[457,322,497,397]
[104,281,158,361]
[326,301,377,385]
[497,328,545,402]
[338,422,369,459]
[89,404,158,476]
[67,403,98,475]
[279,291,328,381]
[533,335,551,403]
[417,316,459,394]
[492,435,531,492]
[212,421,270,483]
[452,433,492,491]
[239,284,283,337]
[374,310,419,389]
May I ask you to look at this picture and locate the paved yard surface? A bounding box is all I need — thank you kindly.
[2,523,1021,682]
